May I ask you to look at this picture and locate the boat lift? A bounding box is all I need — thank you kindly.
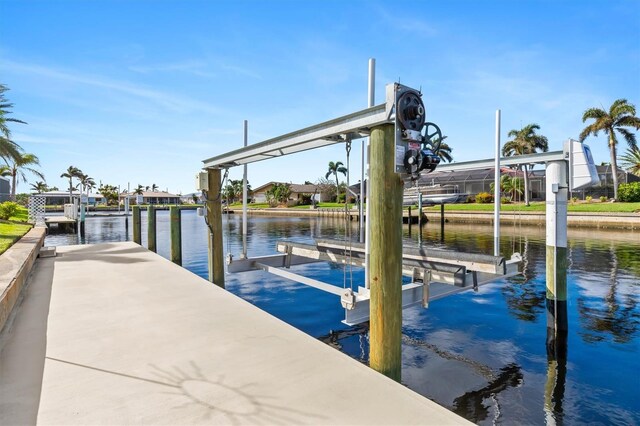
[200,82,524,326]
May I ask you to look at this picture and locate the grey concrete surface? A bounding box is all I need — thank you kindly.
[0,242,468,425]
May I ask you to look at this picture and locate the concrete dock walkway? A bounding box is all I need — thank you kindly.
[0,242,467,425]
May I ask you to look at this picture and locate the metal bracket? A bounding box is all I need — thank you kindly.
[340,288,356,310]
[284,244,293,268]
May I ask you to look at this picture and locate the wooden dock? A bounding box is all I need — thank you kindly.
[0,241,469,425]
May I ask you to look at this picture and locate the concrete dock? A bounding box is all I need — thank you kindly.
[0,241,467,425]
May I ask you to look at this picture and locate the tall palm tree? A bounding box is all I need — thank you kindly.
[30,181,48,193]
[79,173,96,196]
[133,184,144,195]
[60,165,82,203]
[619,146,640,177]
[7,152,45,200]
[502,124,549,206]
[580,99,640,200]
[326,161,347,203]
[151,183,159,192]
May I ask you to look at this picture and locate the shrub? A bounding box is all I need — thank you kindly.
[299,194,312,205]
[571,196,578,203]
[475,192,493,204]
[586,195,593,203]
[466,196,475,203]
[600,196,607,202]
[501,197,511,204]
[618,182,640,202]
[0,201,19,220]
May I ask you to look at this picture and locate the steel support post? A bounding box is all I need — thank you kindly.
[545,161,568,342]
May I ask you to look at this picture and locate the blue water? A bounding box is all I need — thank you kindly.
[45,211,640,425]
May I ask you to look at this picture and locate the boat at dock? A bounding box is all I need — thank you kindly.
[403,184,469,205]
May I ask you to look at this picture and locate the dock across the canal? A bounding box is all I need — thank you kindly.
[0,239,468,425]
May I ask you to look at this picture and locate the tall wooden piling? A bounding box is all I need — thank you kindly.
[170,206,182,265]
[369,124,403,382]
[132,205,141,244]
[207,168,225,288]
[147,205,156,252]
[440,203,445,242]
[546,161,568,338]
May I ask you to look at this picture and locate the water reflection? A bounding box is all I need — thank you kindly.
[44,212,640,425]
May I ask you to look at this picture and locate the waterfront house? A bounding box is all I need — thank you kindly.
[121,190,181,205]
[252,182,331,204]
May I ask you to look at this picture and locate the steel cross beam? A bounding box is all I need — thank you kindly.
[436,150,566,172]
[202,101,393,169]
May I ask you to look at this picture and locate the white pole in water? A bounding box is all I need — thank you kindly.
[364,57,375,288]
[494,109,501,257]
[242,119,248,259]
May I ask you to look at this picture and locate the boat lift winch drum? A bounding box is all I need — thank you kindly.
[393,84,442,180]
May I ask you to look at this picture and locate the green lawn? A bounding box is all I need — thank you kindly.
[422,201,640,213]
[0,206,32,255]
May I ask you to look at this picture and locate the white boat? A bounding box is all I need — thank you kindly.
[403,184,468,206]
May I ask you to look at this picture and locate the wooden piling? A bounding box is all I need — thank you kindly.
[147,205,156,252]
[207,168,225,288]
[170,206,182,265]
[132,206,141,244]
[369,124,403,382]
[440,203,445,242]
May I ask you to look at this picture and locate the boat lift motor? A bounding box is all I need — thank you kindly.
[392,84,443,180]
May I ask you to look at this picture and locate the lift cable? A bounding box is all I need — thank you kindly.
[343,139,354,291]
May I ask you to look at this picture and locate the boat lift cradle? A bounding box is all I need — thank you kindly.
[226,239,521,325]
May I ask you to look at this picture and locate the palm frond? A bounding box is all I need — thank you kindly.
[610,99,635,118]
[616,127,638,150]
[582,107,607,122]
[616,115,640,130]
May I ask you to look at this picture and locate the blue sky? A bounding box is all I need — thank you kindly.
[1,0,639,195]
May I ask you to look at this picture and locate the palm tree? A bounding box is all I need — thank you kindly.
[79,173,96,196]
[425,136,454,163]
[60,166,82,203]
[7,152,45,200]
[502,124,549,206]
[0,164,10,178]
[619,146,640,177]
[30,181,48,193]
[580,99,640,200]
[326,161,347,203]
[133,184,144,195]
[0,84,26,165]
[151,183,159,192]
[490,174,524,201]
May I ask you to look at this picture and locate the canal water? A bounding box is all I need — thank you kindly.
[45,210,640,425]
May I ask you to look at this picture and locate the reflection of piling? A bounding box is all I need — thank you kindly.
[170,206,182,265]
[369,124,402,382]
[79,204,86,237]
[132,206,141,244]
[545,327,567,423]
[147,205,156,252]
[546,161,568,337]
